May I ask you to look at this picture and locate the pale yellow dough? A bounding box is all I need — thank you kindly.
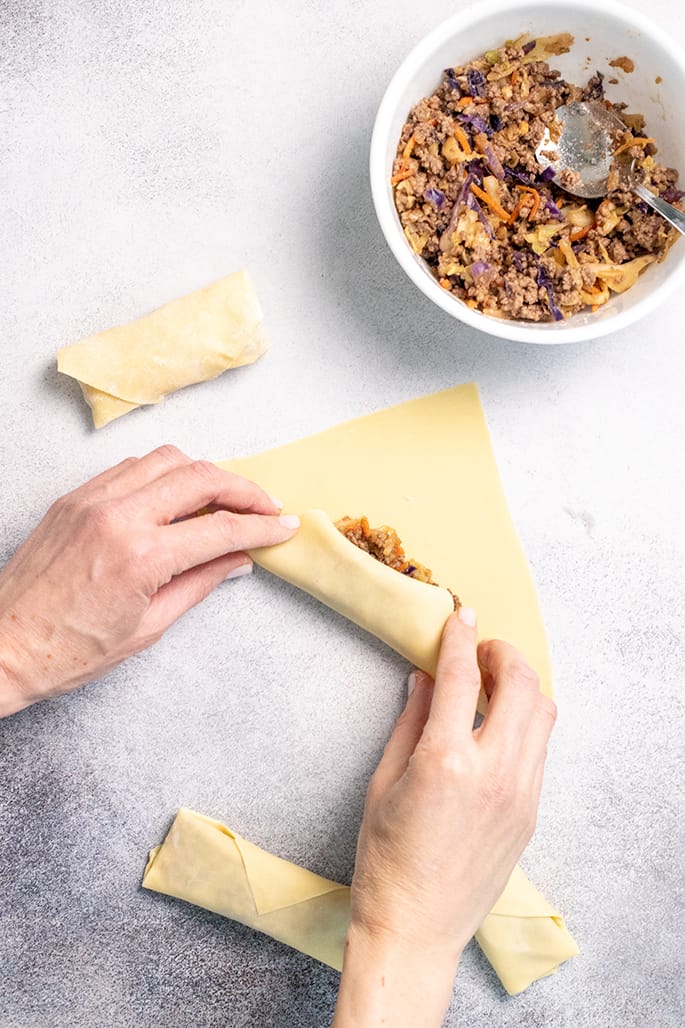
[220,383,553,698]
[57,270,267,428]
[144,808,578,995]
[251,510,456,679]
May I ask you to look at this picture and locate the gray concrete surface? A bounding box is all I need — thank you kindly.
[1,1,683,1025]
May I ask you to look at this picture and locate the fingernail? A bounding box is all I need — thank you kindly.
[407,670,419,696]
[458,606,477,627]
[225,562,253,580]
[278,514,300,530]
[269,494,284,510]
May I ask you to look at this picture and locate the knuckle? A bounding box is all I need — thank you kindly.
[210,509,238,547]
[506,659,540,693]
[190,459,219,484]
[153,444,186,466]
[536,695,558,724]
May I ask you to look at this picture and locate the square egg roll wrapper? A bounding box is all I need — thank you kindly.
[143,808,577,995]
[57,270,266,428]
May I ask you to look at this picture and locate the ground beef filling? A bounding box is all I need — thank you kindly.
[392,33,684,323]
[335,515,460,610]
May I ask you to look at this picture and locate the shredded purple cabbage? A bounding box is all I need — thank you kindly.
[424,187,447,209]
[522,39,536,55]
[466,68,487,97]
[403,565,417,575]
[538,165,556,182]
[635,200,650,215]
[511,251,526,271]
[469,260,491,282]
[505,165,533,185]
[456,172,477,207]
[483,144,505,180]
[465,158,487,181]
[536,264,563,321]
[660,186,685,203]
[444,68,462,95]
[489,113,503,133]
[458,112,492,138]
[467,194,495,239]
[571,242,587,255]
[543,196,563,220]
[441,173,476,249]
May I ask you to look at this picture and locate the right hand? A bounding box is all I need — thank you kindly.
[334,610,557,1026]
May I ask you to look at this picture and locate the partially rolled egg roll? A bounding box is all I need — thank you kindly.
[57,270,267,428]
[249,509,456,679]
[143,808,578,995]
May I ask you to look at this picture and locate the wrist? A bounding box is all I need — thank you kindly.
[333,919,461,1028]
[0,616,37,718]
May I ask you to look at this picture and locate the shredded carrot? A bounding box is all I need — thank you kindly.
[613,136,655,157]
[469,182,510,222]
[591,303,600,312]
[588,284,603,296]
[555,196,566,207]
[507,196,527,223]
[457,95,475,106]
[569,225,592,242]
[402,135,416,159]
[439,277,452,289]
[515,185,541,219]
[391,168,414,185]
[453,125,472,155]
[510,68,519,86]
[465,299,479,308]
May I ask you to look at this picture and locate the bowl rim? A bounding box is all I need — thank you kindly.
[369,0,685,344]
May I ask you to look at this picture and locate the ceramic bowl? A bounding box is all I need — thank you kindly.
[369,0,685,343]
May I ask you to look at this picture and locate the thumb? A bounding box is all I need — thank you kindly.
[371,670,435,793]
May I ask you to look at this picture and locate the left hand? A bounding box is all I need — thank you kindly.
[0,445,299,716]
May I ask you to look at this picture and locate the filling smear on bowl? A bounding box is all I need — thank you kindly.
[391,34,684,322]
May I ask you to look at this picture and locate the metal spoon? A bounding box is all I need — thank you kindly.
[535,100,685,235]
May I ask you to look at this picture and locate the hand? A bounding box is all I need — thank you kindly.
[0,446,299,717]
[334,609,557,1027]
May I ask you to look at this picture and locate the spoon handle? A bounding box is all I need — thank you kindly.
[633,183,685,237]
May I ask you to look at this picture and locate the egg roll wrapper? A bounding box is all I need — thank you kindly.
[143,808,350,970]
[249,509,456,680]
[144,809,576,992]
[475,865,579,994]
[58,270,267,428]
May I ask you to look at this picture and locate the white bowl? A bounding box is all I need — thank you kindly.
[370,0,685,343]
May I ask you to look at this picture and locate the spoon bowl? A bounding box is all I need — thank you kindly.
[537,101,685,234]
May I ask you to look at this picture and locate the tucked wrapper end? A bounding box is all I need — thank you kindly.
[143,809,578,992]
[142,808,350,970]
[475,864,579,995]
[57,270,267,428]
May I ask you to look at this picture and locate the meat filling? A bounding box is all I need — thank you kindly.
[392,33,684,322]
[336,515,460,610]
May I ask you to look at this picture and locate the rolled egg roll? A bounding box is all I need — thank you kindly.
[57,270,267,428]
[143,808,578,994]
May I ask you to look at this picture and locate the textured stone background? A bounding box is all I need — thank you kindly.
[1,1,683,1025]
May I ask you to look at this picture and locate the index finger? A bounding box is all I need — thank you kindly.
[424,609,481,741]
[124,460,282,524]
